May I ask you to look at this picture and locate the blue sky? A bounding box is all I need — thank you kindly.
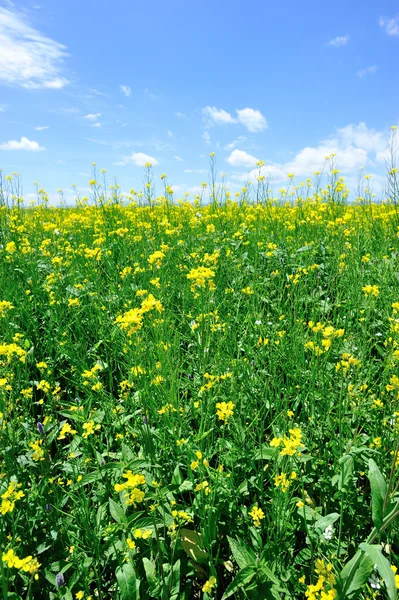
[0,0,398,202]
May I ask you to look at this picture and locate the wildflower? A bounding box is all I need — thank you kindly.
[215,401,235,423]
[30,439,45,461]
[195,481,210,494]
[249,505,265,527]
[202,576,217,593]
[2,549,40,575]
[55,573,65,587]
[270,428,303,456]
[390,565,399,589]
[1,481,24,514]
[187,266,216,292]
[58,422,77,440]
[114,471,146,506]
[82,421,101,438]
[133,528,152,539]
[274,472,290,492]
[362,284,379,297]
[323,525,334,540]
[76,592,84,600]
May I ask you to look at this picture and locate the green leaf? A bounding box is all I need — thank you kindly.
[227,536,256,569]
[109,498,127,525]
[116,563,140,600]
[171,464,183,485]
[221,566,257,599]
[338,455,354,491]
[339,549,374,598]
[169,559,181,600]
[254,444,275,460]
[359,543,397,600]
[368,458,387,530]
[142,557,160,597]
[315,512,340,533]
[179,529,208,564]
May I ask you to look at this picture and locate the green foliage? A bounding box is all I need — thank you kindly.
[1,157,399,598]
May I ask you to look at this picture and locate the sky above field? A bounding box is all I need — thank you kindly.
[0,0,399,202]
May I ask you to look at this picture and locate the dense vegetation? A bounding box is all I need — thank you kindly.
[1,147,399,599]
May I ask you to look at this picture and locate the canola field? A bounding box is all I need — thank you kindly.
[1,158,399,599]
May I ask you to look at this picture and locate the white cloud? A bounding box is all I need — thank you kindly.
[203,131,211,145]
[186,186,204,195]
[35,125,49,131]
[84,113,101,120]
[176,111,188,119]
[357,65,377,78]
[56,159,65,165]
[0,136,45,150]
[224,136,246,150]
[328,35,349,47]
[202,106,237,125]
[202,105,267,132]
[379,15,399,36]
[184,168,207,174]
[120,85,131,97]
[0,7,69,89]
[114,152,159,167]
[236,108,268,132]
[230,122,390,183]
[227,149,259,168]
[167,130,173,137]
[90,122,101,128]
[0,107,4,112]
[174,155,183,161]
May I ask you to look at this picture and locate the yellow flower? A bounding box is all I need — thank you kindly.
[58,422,77,440]
[202,576,217,593]
[82,421,101,438]
[215,401,235,423]
[362,284,379,297]
[249,505,265,527]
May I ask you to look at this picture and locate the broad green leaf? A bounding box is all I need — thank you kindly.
[338,455,354,491]
[170,559,181,600]
[109,498,127,525]
[221,566,257,599]
[142,557,160,597]
[171,464,183,485]
[179,528,208,564]
[315,512,340,533]
[368,458,387,530]
[339,549,374,598]
[258,560,280,586]
[116,563,140,600]
[227,536,256,569]
[254,444,275,460]
[359,543,397,600]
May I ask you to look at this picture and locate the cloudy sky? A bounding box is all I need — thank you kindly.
[0,0,398,201]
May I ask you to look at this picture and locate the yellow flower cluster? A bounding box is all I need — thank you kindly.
[186,266,215,292]
[270,427,303,456]
[2,548,40,575]
[115,294,163,335]
[249,505,265,527]
[0,300,14,317]
[305,560,336,600]
[1,481,24,515]
[114,471,146,506]
[362,284,380,297]
[215,401,235,423]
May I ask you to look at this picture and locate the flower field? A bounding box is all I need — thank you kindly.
[1,154,399,599]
